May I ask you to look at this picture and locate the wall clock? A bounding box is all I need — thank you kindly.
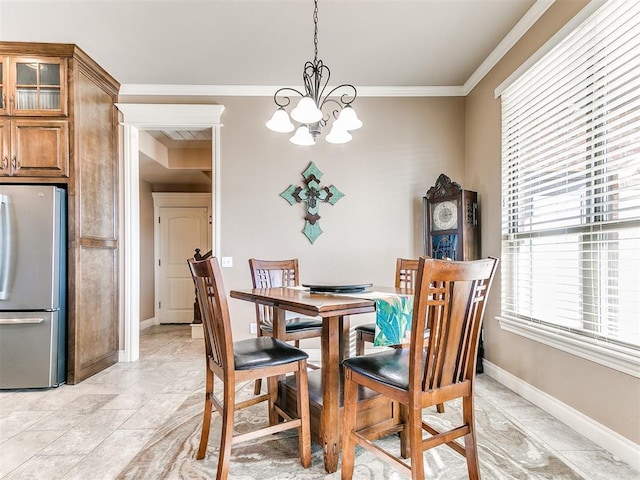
[423,173,479,262]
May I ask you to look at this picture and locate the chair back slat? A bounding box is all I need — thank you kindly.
[410,257,498,394]
[395,258,420,290]
[249,258,300,327]
[188,257,234,375]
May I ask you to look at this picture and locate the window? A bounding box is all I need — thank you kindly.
[499,0,640,376]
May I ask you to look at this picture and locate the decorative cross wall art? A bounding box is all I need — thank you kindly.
[280,162,344,243]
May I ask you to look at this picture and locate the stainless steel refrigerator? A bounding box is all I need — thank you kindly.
[0,185,66,388]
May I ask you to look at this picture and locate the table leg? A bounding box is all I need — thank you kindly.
[267,307,287,426]
[339,315,351,361]
[320,315,343,473]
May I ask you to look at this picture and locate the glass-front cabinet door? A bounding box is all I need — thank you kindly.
[8,57,67,116]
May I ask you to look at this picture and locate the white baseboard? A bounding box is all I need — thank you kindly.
[483,360,640,470]
[139,317,158,330]
[191,323,204,339]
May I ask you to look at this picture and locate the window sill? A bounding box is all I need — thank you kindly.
[497,316,640,378]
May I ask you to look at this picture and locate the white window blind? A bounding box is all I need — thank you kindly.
[500,0,640,369]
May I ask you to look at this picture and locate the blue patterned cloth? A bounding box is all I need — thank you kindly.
[373,294,414,346]
[350,291,414,346]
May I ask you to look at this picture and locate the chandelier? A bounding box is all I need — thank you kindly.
[266,0,362,146]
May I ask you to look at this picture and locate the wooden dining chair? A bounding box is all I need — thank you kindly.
[354,258,420,356]
[248,258,323,394]
[341,256,498,480]
[188,257,311,480]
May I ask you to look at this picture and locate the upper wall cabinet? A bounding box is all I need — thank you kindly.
[0,51,70,179]
[0,56,67,116]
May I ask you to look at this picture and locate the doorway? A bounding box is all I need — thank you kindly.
[115,103,225,362]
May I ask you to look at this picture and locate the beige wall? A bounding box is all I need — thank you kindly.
[139,180,155,322]
[216,95,466,340]
[465,0,640,444]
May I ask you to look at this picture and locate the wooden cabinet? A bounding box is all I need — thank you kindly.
[0,119,69,177]
[0,42,120,385]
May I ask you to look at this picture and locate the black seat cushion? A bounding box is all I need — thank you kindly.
[342,349,410,390]
[261,317,323,333]
[234,337,308,370]
[355,323,375,335]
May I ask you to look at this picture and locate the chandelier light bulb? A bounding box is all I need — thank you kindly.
[291,96,323,124]
[325,125,352,144]
[266,107,295,133]
[290,125,316,146]
[334,105,363,131]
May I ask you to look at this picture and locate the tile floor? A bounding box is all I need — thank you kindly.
[0,325,637,480]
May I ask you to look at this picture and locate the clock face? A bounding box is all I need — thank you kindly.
[432,200,458,231]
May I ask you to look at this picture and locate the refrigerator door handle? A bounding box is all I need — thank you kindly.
[0,317,45,325]
[0,194,13,300]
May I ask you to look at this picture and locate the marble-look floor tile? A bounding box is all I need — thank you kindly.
[475,375,536,409]
[3,455,83,480]
[100,392,154,410]
[26,408,95,432]
[60,429,156,480]
[505,405,602,452]
[559,449,640,480]
[119,393,189,429]
[0,410,51,441]
[39,409,136,456]
[0,430,66,478]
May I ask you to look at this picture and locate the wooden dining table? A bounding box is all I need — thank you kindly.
[229,286,403,473]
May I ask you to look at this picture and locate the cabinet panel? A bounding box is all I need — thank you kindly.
[11,119,69,177]
[0,57,7,115]
[76,73,118,239]
[69,245,119,383]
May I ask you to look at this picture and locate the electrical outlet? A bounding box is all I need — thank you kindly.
[250,323,257,334]
[221,257,233,268]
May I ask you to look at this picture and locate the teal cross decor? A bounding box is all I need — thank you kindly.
[280,162,345,243]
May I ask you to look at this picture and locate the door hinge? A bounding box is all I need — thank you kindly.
[158,301,161,309]
[158,216,161,223]
[158,259,161,266]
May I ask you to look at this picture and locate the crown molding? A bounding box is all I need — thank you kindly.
[118,84,465,97]
[115,103,225,127]
[463,0,555,95]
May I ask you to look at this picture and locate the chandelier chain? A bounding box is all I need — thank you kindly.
[313,0,319,62]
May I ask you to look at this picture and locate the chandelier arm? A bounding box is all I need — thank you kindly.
[314,62,331,102]
[302,60,331,105]
[273,87,306,108]
[318,97,343,121]
[320,84,358,107]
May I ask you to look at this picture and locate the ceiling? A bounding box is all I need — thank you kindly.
[0,0,544,184]
[0,0,541,88]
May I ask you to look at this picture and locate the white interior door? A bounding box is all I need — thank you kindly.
[158,206,209,323]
